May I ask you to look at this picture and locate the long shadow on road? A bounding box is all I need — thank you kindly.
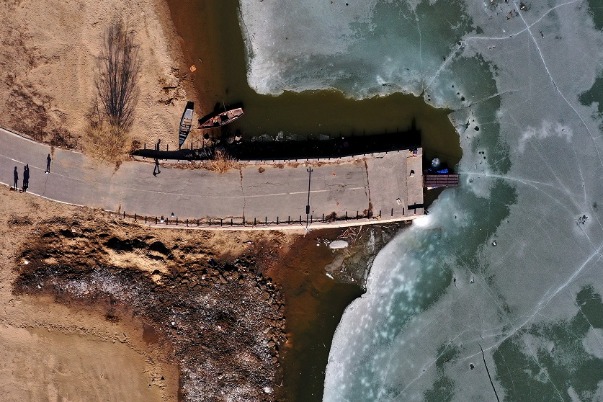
[134,125,421,161]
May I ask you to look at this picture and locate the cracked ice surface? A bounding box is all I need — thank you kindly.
[240,0,603,400]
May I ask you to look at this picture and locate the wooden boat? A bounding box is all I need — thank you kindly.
[199,107,244,129]
[179,101,194,149]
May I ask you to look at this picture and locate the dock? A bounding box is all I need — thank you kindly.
[424,174,459,190]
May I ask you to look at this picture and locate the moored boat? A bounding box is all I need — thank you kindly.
[199,107,244,129]
[179,101,195,149]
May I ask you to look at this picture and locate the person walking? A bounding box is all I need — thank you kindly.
[45,153,51,174]
[22,164,29,192]
[13,166,18,190]
[153,139,161,176]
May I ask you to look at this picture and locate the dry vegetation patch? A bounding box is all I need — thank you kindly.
[0,0,197,155]
[13,213,289,401]
[204,149,241,173]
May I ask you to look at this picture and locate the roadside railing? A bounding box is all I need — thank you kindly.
[109,207,421,230]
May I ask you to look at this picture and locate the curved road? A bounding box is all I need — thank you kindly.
[0,128,423,227]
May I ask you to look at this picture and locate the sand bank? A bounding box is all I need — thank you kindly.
[0,188,179,401]
[1,184,295,400]
[0,0,201,152]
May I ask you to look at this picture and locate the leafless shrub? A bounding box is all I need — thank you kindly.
[86,19,140,161]
[95,19,141,134]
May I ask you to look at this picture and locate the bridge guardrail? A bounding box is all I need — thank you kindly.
[109,207,419,230]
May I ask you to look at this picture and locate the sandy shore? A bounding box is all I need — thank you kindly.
[1,183,296,400]
[0,0,205,154]
[0,187,179,401]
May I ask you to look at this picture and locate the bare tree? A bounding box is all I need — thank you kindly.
[95,19,141,133]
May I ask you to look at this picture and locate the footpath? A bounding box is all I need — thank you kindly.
[0,128,424,230]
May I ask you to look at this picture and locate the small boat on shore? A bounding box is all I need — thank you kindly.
[179,101,194,149]
[199,107,244,129]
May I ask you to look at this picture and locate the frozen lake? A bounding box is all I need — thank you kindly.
[239,0,603,400]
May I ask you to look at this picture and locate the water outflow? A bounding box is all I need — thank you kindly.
[240,0,603,400]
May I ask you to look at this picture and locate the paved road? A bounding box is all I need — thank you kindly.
[0,128,423,227]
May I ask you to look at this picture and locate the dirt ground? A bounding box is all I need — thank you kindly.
[0,0,206,155]
[0,185,298,401]
[0,324,176,401]
[0,188,178,401]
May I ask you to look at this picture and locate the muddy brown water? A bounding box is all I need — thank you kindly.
[166,0,461,166]
[265,229,364,402]
[165,1,461,401]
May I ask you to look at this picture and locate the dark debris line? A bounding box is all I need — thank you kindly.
[479,343,501,402]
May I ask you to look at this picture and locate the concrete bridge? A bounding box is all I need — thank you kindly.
[0,128,424,229]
